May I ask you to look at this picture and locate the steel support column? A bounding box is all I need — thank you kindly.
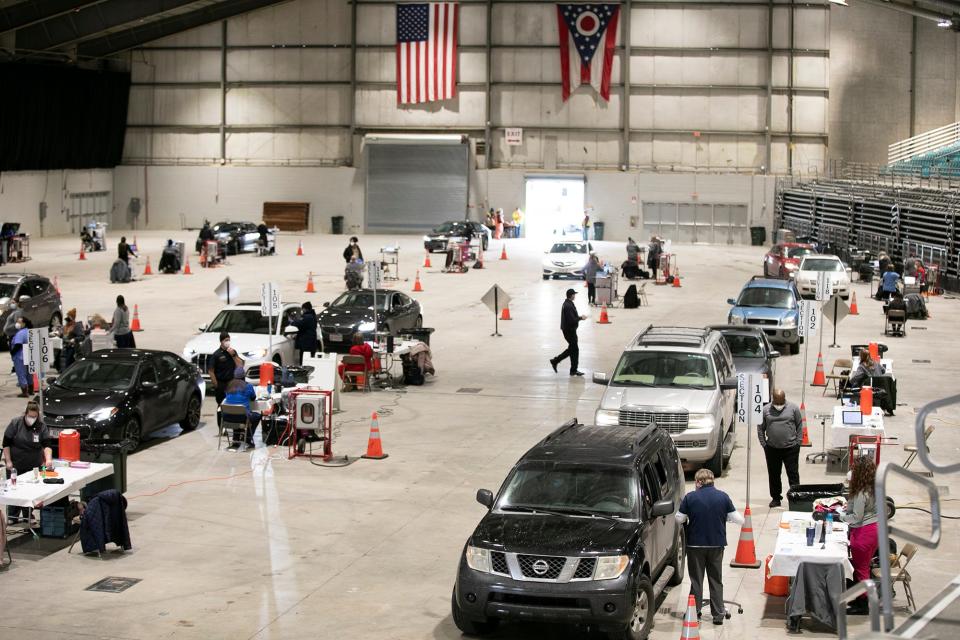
[219,20,227,164]
[788,0,795,172]
[484,0,493,169]
[910,12,918,137]
[764,0,774,174]
[621,0,632,170]
[349,0,358,166]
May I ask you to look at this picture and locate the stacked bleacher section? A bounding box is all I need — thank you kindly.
[776,178,960,292]
[885,122,960,179]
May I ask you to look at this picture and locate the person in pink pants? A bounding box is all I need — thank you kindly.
[842,457,879,615]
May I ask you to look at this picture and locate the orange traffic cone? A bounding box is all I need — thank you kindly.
[183,257,192,275]
[413,270,423,292]
[361,412,388,460]
[500,306,512,320]
[131,305,143,332]
[680,593,701,640]
[729,506,761,568]
[32,373,40,394]
[850,291,859,315]
[597,304,611,324]
[811,352,826,386]
[305,272,316,293]
[673,273,682,288]
[143,256,152,276]
[79,242,86,261]
[296,241,304,256]
[423,252,432,268]
[800,401,812,447]
[499,244,508,260]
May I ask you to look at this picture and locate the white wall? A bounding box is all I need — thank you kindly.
[0,169,113,238]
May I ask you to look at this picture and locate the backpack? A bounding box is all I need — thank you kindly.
[402,359,424,386]
[623,284,640,309]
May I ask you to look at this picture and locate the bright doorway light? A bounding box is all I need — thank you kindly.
[523,178,586,244]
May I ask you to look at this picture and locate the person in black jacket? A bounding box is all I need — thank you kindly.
[293,302,319,364]
[343,236,363,264]
[549,288,587,376]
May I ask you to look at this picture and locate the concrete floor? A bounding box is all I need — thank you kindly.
[1,231,958,640]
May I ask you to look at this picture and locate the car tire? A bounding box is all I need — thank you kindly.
[667,530,685,586]
[180,393,201,431]
[123,417,142,450]
[705,438,723,476]
[451,589,498,636]
[790,341,800,355]
[614,575,655,640]
[543,274,550,280]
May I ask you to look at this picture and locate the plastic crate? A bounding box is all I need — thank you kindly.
[40,498,80,539]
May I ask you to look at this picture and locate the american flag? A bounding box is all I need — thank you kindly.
[557,4,620,102]
[396,3,459,105]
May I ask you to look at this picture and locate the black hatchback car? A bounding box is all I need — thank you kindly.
[44,349,203,449]
[453,420,686,639]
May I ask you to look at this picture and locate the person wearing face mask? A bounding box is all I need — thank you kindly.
[223,366,259,449]
[4,300,24,374]
[3,401,50,524]
[759,389,804,508]
[10,317,32,397]
[208,331,242,409]
[343,237,363,264]
[675,469,744,625]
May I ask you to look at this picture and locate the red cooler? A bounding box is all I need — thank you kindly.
[59,429,80,461]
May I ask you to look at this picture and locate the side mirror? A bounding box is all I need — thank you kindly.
[323,302,330,308]
[283,325,299,335]
[198,324,207,332]
[18,295,31,303]
[726,298,736,305]
[770,351,781,359]
[592,372,609,385]
[720,376,738,391]
[650,499,674,518]
[142,380,156,389]
[476,489,494,510]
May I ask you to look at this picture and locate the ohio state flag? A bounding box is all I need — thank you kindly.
[556,4,620,102]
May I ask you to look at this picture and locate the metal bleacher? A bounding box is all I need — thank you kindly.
[775,176,960,291]
[886,123,960,179]
[836,393,960,640]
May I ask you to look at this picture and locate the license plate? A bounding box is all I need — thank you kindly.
[48,427,62,437]
[328,333,342,342]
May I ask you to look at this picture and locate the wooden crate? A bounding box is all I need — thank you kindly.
[263,202,309,231]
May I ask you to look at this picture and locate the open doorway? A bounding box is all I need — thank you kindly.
[524,177,585,244]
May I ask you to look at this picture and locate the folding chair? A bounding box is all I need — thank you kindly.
[885,309,907,337]
[823,358,853,397]
[219,403,251,450]
[871,543,918,611]
[903,425,934,471]
[341,355,370,392]
[638,283,649,306]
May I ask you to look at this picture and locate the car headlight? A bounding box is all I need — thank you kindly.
[595,409,620,426]
[728,315,745,325]
[780,317,797,328]
[242,348,267,359]
[594,555,629,580]
[465,545,491,573]
[88,407,118,422]
[422,235,431,242]
[358,321,376,332]
[688,413,715,429]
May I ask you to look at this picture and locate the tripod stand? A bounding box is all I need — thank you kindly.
[806,413,832,463]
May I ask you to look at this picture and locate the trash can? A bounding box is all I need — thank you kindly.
[786,483,844,513]
[750,226,767,246]
[592,221,605,241]
[398,327,435,346]
[79,439,131,497]
[331,215,344,235]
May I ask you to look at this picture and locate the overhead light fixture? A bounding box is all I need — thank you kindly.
[937,17,952,27]
[828,0,849,6]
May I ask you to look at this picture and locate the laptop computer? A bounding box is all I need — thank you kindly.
[842,410,864,425]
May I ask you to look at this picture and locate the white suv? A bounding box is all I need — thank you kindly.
[593,326,738,474]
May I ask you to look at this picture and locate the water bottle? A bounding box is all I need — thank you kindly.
[10,467,16,487]
[825,513,834,537]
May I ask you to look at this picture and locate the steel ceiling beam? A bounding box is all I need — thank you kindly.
[0,0,106,36]
[856,0,954,24]
[16,0,203,51]
[77,0,294,58]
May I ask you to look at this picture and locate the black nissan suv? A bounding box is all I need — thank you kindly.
[452,420,686,639]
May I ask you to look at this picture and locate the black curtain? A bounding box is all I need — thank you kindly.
[0,63,131,171]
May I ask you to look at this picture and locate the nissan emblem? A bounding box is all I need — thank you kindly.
[532,559,549,576]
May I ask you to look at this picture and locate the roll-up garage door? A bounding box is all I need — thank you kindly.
[365,141,469,234]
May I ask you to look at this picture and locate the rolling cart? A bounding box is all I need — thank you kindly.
[380,246,399,281]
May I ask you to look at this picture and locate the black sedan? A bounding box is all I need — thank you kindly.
[423,220,490,253]
[44,349,204,449]
[708,324,779,391]
[319,289,422,351]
